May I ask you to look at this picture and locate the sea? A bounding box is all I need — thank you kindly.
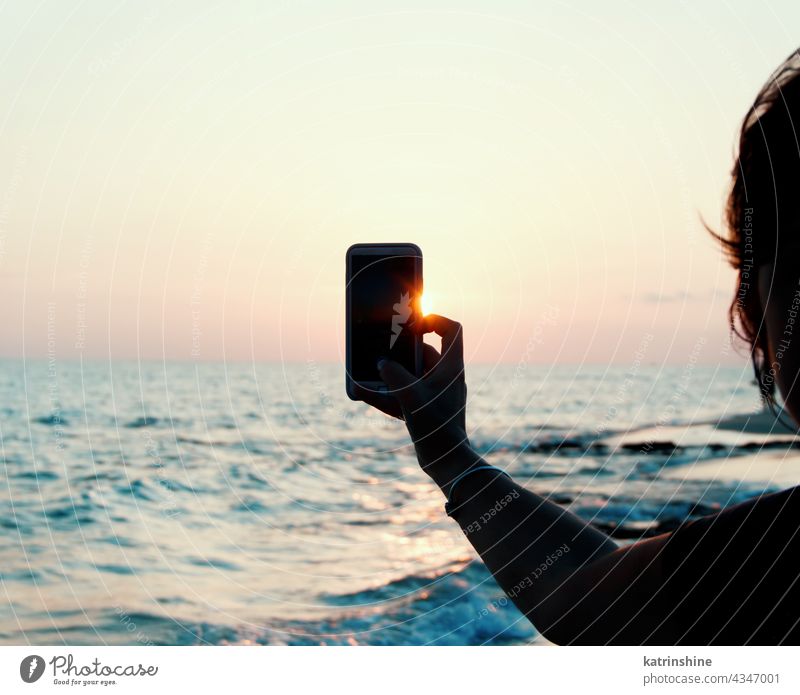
[1,359,797,646]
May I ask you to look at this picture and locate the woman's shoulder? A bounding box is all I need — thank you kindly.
[661,485,800,644]
[667,485,800,550]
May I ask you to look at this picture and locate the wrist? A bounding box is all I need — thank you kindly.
[417,439,483,492]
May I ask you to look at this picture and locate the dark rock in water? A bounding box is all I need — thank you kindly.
[555,439,583,451]
[620,441,681,455]
[757,439,797,450]
[549,494,573,505]
[739,441,766,451]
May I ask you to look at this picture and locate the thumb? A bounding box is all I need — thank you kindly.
[377,358,416,400]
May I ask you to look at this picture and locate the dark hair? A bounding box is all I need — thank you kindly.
[711,49,800,406]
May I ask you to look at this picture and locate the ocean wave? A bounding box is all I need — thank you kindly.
[124,416,163,429]
[31,413,68,427]
[263,561,537,645]
[11,469,60,481]
[1,362,786,646]
[81,562,539,646]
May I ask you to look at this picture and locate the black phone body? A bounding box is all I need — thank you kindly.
[345,243,423,400]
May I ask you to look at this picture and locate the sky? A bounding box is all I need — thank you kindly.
[1,0,799,366]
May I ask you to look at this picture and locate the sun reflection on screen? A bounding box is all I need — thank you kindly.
[419,292,433,317]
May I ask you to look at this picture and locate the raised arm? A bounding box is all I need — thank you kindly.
[358,314,679,644]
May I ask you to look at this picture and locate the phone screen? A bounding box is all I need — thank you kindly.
[349,252,419,383]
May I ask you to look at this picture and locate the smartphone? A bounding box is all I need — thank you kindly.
[345,243,423,400]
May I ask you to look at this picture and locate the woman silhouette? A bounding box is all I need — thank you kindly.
[360,49,800,645]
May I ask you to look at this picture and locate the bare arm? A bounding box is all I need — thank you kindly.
[359,314,680,644]
[441,463,677,644]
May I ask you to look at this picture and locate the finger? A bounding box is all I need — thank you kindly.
[377,358,417,404]
[418,314,463,355]
[418,314,463,373]
[422,343,441,372]
[354,385,404,420]
[460,382,468,431]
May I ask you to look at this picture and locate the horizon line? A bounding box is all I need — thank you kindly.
[0,356,752,369]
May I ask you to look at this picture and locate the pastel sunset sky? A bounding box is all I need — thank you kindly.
[2,1,799,365]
